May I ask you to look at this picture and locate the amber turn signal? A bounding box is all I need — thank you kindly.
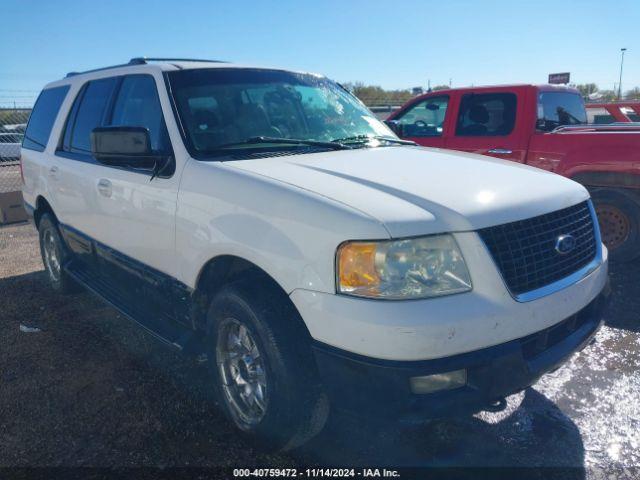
[337,242,380,291]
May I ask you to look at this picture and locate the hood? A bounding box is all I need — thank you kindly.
[227,146,589,238]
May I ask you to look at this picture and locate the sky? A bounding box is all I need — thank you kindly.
[1,0,637,105]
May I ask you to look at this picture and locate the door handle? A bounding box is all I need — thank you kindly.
[97,179,112,197]
[48,166,59,178]
[487,148,513,155]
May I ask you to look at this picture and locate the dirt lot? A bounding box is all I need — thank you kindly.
[0,221,638,477]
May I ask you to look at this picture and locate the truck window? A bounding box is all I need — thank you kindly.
[537,92,587,131]
[64,77,118,154]
[455,93,516,137]
[395,96,449,137]
[22,86,70,152]
[109,75,171,153]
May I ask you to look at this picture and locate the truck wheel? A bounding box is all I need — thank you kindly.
[206,282,329,451]
[38,213,79,293]
[591,189,640,262]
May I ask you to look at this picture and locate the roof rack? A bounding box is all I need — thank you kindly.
[129,57,226,65]
[66,57,226,78]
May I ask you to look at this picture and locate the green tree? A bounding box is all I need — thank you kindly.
[348,82,413,106]
[432,85,450,91]
[575,83,598,98]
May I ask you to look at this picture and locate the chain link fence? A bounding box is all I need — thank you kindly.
[0,105,31,193]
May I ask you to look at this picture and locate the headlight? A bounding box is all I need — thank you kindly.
[337,234,472,299]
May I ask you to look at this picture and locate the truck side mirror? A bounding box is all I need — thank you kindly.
[91,126,157,167]
[535,119,548,131]
[384,120,405,137]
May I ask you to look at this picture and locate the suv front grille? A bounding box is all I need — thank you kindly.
[478,201,597,296]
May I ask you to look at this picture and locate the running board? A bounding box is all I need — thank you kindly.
[65,260,201,354]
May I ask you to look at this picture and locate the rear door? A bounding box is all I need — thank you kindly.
[448,89,527,163]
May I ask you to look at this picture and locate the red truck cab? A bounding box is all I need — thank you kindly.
[388,84,640,261]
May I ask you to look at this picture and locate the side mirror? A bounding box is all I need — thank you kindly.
[384,119,405,137]
[91,126,155,166]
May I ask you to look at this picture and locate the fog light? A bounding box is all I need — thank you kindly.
[410,369,467,394]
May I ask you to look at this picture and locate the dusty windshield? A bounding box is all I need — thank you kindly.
[168,68,396,157]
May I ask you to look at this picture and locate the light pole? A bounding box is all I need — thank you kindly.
[618,48,627,100]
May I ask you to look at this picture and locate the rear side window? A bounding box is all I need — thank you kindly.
[22,86,70,152]
[537,92,587,131]
[109,75,170,153]
[65,77,118,154]
[455,93,517,137]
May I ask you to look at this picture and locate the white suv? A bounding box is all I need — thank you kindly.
[21,58,609,450]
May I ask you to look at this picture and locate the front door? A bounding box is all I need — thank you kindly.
[54,71,185,328]
[392,95,450,149]
[90,74,179,279]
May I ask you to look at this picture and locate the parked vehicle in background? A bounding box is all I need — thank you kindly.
[0,133,23,162]
[388,85,640,261]
[22,61,609,450]
[585,102,640,124]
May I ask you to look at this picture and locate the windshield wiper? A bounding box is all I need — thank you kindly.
[213,136,352,151]
[330,134,416,146]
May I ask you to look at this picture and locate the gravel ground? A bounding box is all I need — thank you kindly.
[0,221,638,477]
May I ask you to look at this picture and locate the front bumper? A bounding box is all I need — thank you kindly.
[312,286,610,421]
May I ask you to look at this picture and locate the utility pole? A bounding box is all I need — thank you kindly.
[618,48,627,100]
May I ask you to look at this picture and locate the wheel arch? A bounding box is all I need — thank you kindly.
[33,195,57,228]
[191,254,312,339]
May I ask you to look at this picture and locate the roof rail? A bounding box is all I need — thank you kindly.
[65,57,226,78]
[129,57,226,65]
[65,60,138,78]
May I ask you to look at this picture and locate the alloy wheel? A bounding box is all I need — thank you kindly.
[216,318,268,429]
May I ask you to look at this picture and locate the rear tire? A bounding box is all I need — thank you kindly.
[38,213,79,294]
[206,281,329,451]
[591,188,640,262]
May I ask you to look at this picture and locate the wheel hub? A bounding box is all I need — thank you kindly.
[216,319,268,429]
[596,203,630,250]
[43,230,61,282]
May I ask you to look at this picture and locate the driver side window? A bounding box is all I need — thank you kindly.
[396,96,449,137]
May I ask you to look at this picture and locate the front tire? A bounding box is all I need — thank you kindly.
[206,281,329,451]
[592,188,640,262]
[38,213,78,294]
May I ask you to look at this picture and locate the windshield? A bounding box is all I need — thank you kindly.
[167,68,396,157]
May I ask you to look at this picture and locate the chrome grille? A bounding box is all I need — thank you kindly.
[478,201,597,296]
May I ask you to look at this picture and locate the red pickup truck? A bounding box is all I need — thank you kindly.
[387,84,640,261]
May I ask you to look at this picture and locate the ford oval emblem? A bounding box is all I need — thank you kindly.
[555,234,577,255]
